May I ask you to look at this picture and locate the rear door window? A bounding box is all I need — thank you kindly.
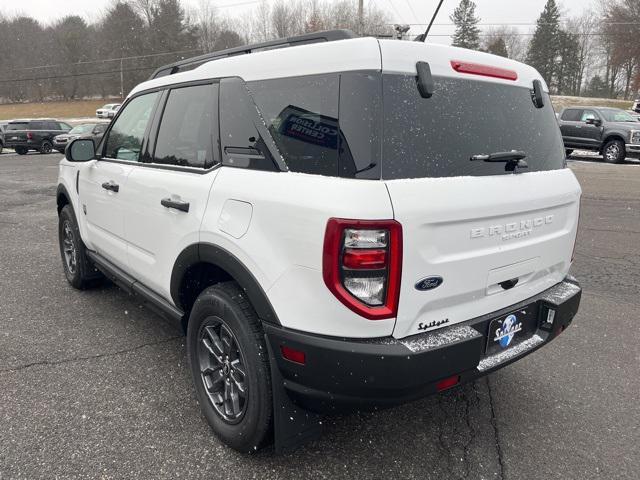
[381,74,565,179]
[29,121,46,130]
[7,123,27,131]
[561,109,582,121]
[152,83,219,169]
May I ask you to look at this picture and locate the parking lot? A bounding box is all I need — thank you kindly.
[0,151,638,479]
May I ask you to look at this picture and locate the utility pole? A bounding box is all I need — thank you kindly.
[358,0,364,35]
[120,57,124,99]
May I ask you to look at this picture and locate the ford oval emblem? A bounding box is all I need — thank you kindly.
[415,276,443,291]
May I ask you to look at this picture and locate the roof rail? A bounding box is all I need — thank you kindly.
[149,29,358,80]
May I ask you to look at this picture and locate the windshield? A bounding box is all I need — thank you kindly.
[382,75,565,179]
[7,122,27,131]
[69,124,95,134]
[599,108,636,122]
[101,104,114,109]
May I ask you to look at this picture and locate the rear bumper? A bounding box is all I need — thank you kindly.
[265,277,581,412]
[4,141,31,149]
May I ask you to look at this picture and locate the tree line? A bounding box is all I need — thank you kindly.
[0,0,638,103]
[449,0,639,99]
[0,0,390,103]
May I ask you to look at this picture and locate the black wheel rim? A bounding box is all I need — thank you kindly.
[198,317,248,423]
[42,142,52,154]
[605,144,619,162]
[62,220,77,274]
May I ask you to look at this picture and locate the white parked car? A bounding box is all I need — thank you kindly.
[56,30,582,453]
[95,103,121,118]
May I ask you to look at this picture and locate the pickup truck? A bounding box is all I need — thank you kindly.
[558,106,640,163]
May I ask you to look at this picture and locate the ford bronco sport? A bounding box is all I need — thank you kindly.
[56,30,582,453]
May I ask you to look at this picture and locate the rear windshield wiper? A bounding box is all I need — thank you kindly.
[470,151,528,173]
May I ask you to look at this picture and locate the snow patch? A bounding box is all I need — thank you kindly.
[400,325,479,353]
[477,334,544,372]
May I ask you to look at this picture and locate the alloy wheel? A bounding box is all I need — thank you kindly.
[198,318,248,423]
[62,221,77,274]
[605,143,620,162]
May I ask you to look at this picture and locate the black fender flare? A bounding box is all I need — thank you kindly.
[56,183,72,214]
[170,243,280,325]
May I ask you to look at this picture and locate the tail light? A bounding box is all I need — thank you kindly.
[26,132,33,140]
[323,218,402,320]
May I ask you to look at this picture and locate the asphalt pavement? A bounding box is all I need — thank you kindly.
[0,151,638,479]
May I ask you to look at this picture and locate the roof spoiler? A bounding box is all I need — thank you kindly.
[149,29,358,80]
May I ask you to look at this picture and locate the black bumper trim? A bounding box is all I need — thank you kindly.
[265,277,581,412]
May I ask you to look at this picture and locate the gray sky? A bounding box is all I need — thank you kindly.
[2,0,598,40]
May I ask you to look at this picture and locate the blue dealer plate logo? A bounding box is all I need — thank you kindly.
[493,314,523,348]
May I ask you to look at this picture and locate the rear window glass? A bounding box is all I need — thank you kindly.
[7,123,27,131]
[382,75,565,179]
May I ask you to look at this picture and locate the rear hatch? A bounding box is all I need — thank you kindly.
[379,42,581,339]
[5,122,29,142]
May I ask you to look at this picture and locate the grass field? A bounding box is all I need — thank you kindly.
[0,96,634,122]
[0,99,123,121]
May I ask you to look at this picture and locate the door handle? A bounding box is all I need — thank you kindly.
[101,181,119,192]
[161,197,190,213]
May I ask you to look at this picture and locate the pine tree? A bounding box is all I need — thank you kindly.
[526,0,562,90]
[450,0,481,50]
[486,37,508,57]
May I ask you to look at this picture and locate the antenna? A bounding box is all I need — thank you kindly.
[416,0,446,42]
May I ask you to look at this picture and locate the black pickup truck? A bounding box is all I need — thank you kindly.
[4,119,72,155]
[558,106,640,163]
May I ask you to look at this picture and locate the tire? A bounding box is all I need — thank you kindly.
[0,142,3,155]
[565,149,573,157]
[16,147,28,155]
[187,282,272,452]
[40,140,53,154]
[58,205,103,289]
[602,139,625,164]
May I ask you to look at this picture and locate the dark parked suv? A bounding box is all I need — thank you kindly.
[4,119,72,155]
[558,107,640,163]
[0,121,8,154]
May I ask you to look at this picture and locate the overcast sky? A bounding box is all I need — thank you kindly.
[3,0,598,40]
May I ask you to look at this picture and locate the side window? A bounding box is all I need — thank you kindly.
[561,109,582,121]
[219,77,278,171]
[29,121,45,130]
[248,74,339,176]
[104,92,159,162]
[46,121,60,130]
[59,122,71,130]
[581,110,597,122]
[152,84,219,168]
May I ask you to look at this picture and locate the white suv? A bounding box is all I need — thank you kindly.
[56,30,582,453]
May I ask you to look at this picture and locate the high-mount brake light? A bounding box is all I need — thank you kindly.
[323,218,402,320]
[451,60,518,81]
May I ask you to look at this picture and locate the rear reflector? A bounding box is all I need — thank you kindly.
[280,345,306,365]
[451,60,518,81]
[436,375,460,392]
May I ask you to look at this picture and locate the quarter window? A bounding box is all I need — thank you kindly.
[104,92,159,162]
[152,84,219,168]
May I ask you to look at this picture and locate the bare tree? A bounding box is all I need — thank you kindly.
[481,26,528,61]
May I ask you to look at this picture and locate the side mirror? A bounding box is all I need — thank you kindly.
[66,138,96,162]
[585,118,601,126]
